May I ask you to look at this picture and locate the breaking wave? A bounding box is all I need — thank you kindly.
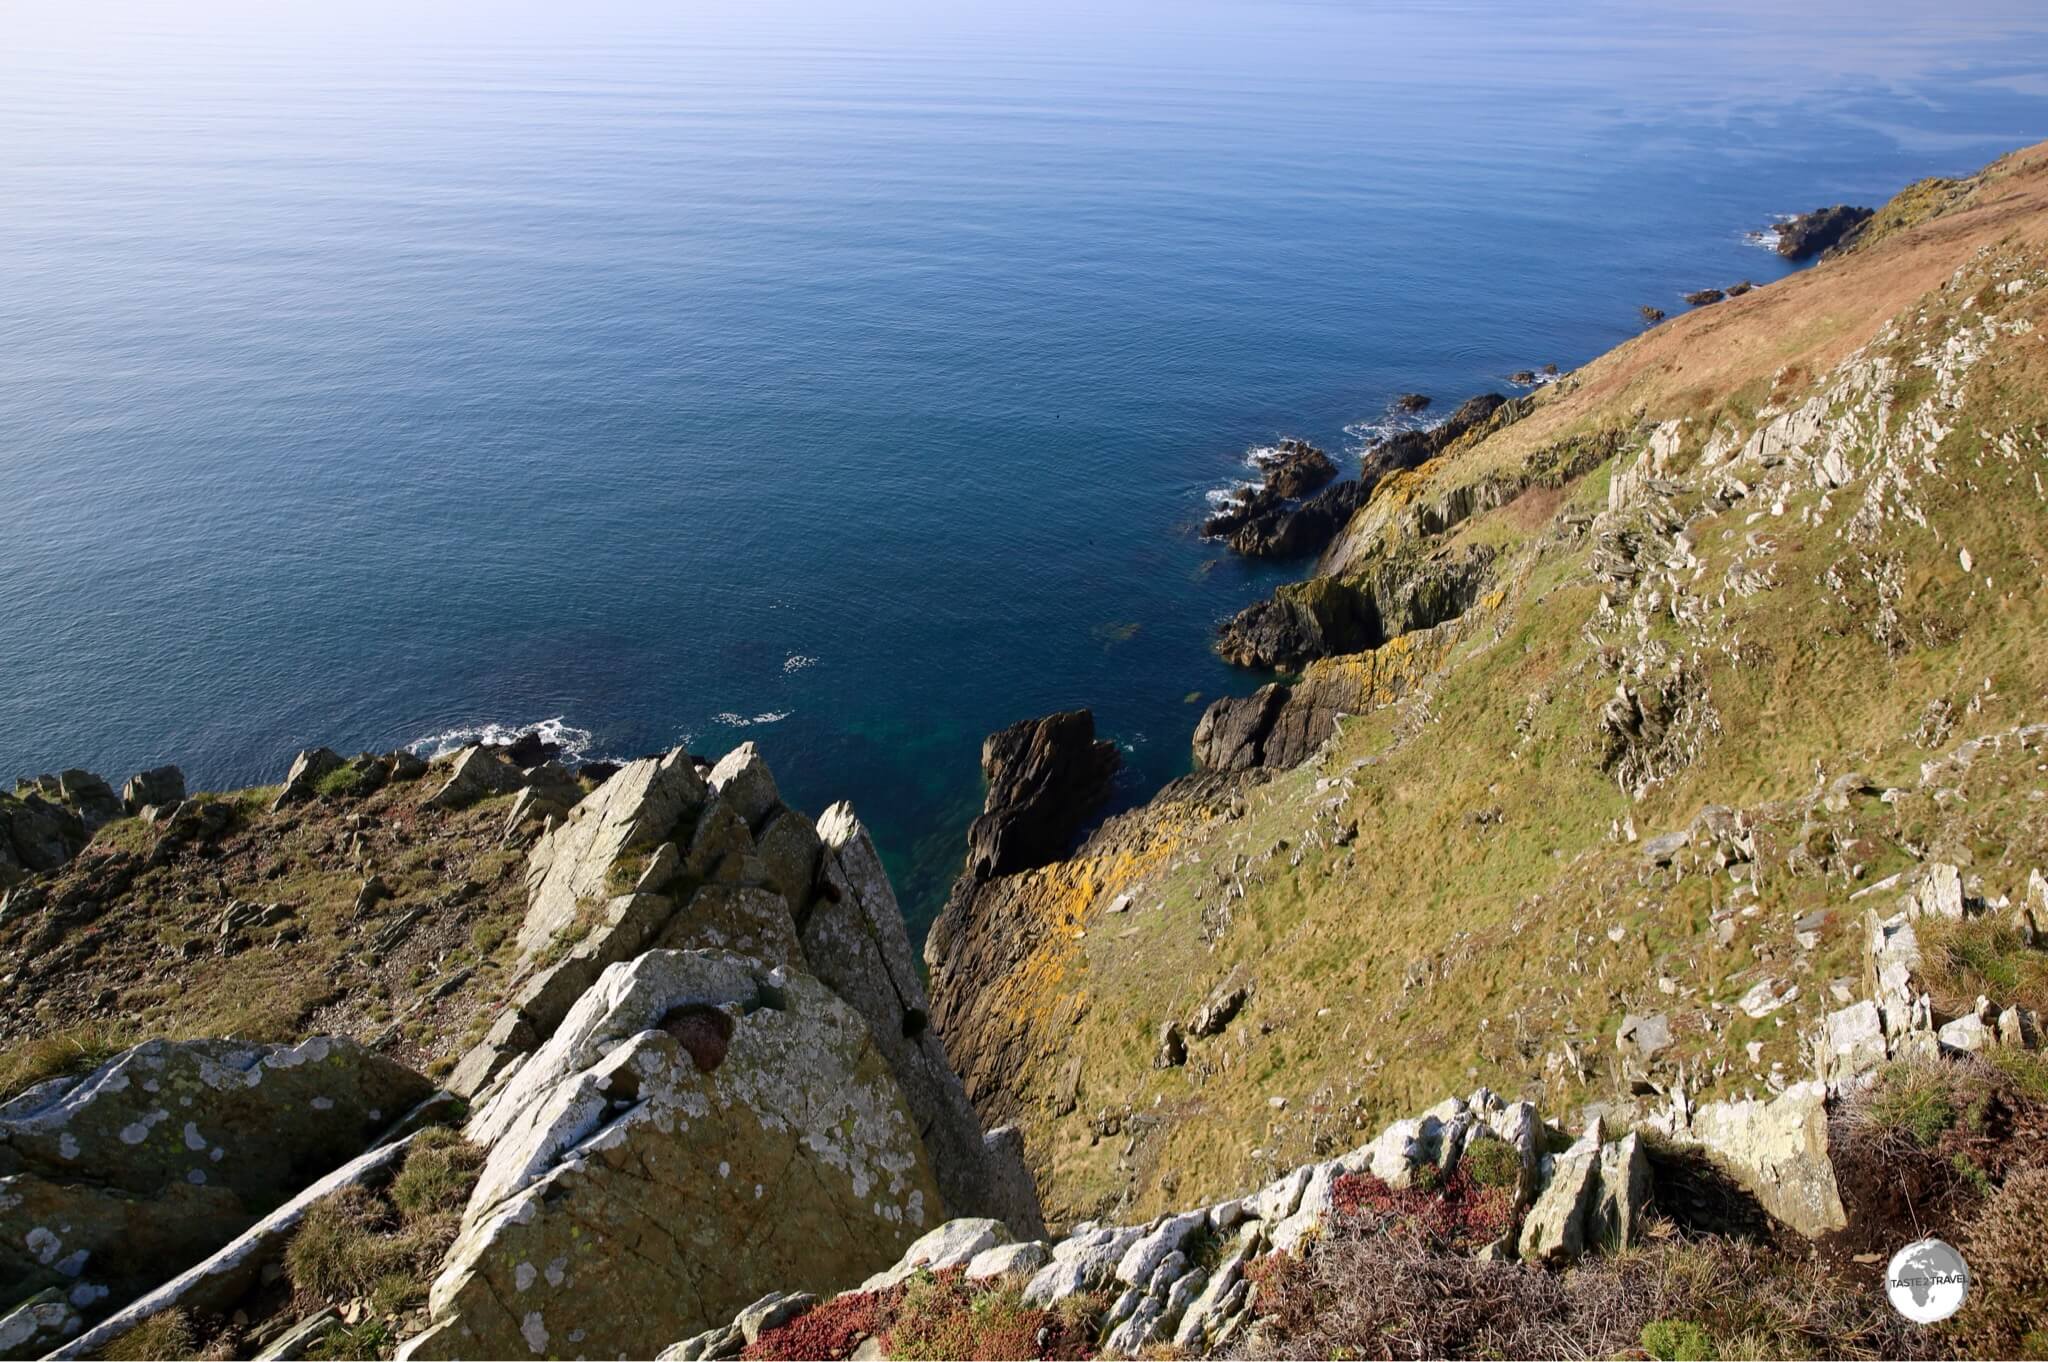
[407,715,596,762]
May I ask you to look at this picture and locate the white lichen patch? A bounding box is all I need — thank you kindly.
[25,1226,61,1265]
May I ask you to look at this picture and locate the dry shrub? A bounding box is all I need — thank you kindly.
[1234,1233,1912,1361]
[285,1186,415,1300]
[1830,1053,2048,1260]
[1946,1167,2048,1357]
[281,1128,486,1351]
[1916,916,2048,1020]
[1330,1168,1516,1254]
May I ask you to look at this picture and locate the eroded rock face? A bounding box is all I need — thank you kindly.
[1196,613,1475,771]
[0,792,89,887]
[1214,544,1495,672]
[0,1036,432,1325]
[808,804,1045,1238]
[965,711,1121,882]
[516,749,707,959]
[405,950,942,1361]
[1225,478,1368,560]
[1202,440,1339,541]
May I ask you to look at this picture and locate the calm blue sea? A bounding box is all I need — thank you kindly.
[5,0,2047,931]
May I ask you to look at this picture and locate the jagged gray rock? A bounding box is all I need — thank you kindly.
[120,766,185,815]
[403,950,941,1361]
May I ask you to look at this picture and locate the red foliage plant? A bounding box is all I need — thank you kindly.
[742,1289,892,1362]
[1329,1168,1515,1252]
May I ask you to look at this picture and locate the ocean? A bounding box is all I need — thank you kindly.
[6,0,2047,932]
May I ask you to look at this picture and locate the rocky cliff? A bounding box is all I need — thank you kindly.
[1,737,1040,1359]
[921,142,2048,1261]
[8,144,2048,1362]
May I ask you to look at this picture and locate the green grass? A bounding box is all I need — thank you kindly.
[315,764,370,798]
[0,1022,133,1104]
[281,1130,483,1357]
[98,1309,197,1361]
[1641,1318,1718,1361]
[1460,1135,1522,1189]
[974,229,2048,1225]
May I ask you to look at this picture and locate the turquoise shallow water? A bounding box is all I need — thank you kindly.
[5,0,2047,931]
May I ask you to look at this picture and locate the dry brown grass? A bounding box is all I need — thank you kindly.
[1451,138,2048,476]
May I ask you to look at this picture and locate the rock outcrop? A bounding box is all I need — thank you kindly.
[425,738,1040,1355]
[663,1086,1655,1360]
[0,768,149,887]
[119,766,184,816]
[1214,544,1493,672]
[46,1131,422,1361]
[1197,612,1474,770]
[1202,440,1338,543]
[1221,478,1367,560]
[1774,204,1873,260]
[404,950,946,1360]
[964,711,1121,883]
[0,1036,433,1332]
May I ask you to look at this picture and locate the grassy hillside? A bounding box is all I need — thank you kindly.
[927,142,2048,1227]
[0,763,538,1102]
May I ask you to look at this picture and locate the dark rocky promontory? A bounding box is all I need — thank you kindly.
[964,709,1122,882]
[1775,204,1873,260]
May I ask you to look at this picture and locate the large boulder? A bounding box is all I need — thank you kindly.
[402,950,942,1361]
[45,1135,419,1361]
[0,793,89,885]
[965,711,1121,881]
[0,1037,433,1324]
[425,746,526,812]
[447,741,1039,1242]
[1647,1080,1845,1237]
[270,747,345,810]
[120,766,185,815]
[51,773,122,832]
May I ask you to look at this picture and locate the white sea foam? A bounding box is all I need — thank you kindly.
[1343,404,1436,457]
[1203,443,1302,519]
[782,654,818,674]
[407,715,596,762]
[711,711,792,728]
[1745,215,1793,252]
